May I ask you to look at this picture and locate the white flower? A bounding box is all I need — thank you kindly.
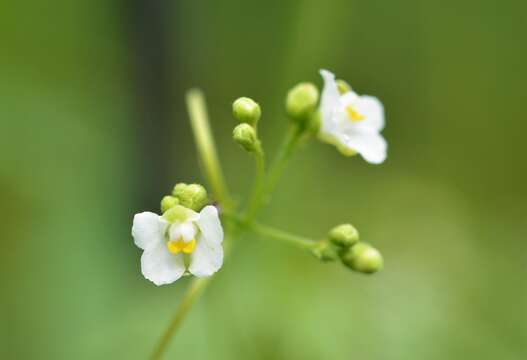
[132,205,224,285]
[318,69,387,164]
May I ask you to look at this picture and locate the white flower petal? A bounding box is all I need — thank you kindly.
[188,234,223,277]
[168,221,196,242]
[188,205,224,277]
[185,208,200,222]
[132,212,167,250]
[339,91,360,106]
[339,131,387,164]
[317,69,388,164]
[197,206,223,245]
[168,223,181,241]
[179,222,197,242]
[355,95,385,131]
[319,69,341,125]
[141,244,186,285]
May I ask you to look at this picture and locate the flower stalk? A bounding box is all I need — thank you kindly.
[246,220,317,251]
[150,277,210,360]
[186,89,233,209]
[265,124,304,194]
[246,124,303,222]
[245,145,265,221]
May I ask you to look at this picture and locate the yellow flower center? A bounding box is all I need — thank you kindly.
[167,238,196,254]
[346,105,365,123]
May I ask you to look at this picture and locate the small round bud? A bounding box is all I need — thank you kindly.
[172,183,208,211]
[311,240,339,262]
[336,79,352,94]
[233,123,259,152]
[160,195,179,213]
[285,82,319,122]
[162,205,193,223]
[328,224,359,247]
[232,97,261,126]
[172,183,188,198]
[341,242,383,274]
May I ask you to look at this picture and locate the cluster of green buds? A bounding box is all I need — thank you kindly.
[232,80,322,155]
[232,97,262,154]
[229,79,384,275]
[160,183,209,213]
[312,224,383,274]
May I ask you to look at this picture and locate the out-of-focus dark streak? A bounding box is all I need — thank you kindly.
[124,0,176,209]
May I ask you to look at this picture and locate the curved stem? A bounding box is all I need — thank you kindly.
[150,277,210,360]
[186,89,233,209]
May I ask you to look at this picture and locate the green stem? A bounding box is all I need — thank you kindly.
[244,125,303,220]
[245,145,266,221]
[152,90,236,359]
[186,89,233,209]
[150,228,239,359]
[150,277,210,360]
[249,221,316,250]
[264,124,303,201]
[223,212,316,251]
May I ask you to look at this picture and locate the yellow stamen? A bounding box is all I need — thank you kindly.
[182,239,196,254]
[346,105,365,123]
[167,238,196,254]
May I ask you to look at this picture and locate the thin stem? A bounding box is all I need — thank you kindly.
[245,145,266,221]
[152,90,235,359]
[186,89,233,209]
[264,124,303,201]
[248,220,316,250]
[223,212,316,251]
[150,229,239,359]
[243,124,303,221]
[151,278,210,360]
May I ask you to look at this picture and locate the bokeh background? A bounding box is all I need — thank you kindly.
[1,0,526,359]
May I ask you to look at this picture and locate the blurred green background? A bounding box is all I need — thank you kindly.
[1,0,526,359]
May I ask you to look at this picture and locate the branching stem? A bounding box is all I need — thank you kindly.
[152,95,306,359]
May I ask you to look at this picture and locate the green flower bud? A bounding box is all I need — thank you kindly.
[233,123,259,153]
[341,242,383,274]
[311,240,339,262]
[336,143,358,157]
[160,195,179,213]
[336,79,352,94]
[232,97,261,126]
[328,223,359,247]
[172,183,188,198]
[171,183,208,211]
[162,205,193,223]
[285,82,319,122]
